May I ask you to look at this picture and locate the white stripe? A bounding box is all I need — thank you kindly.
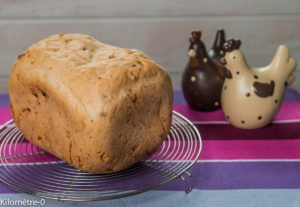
[2,119,300,129]
[197,159,300,163]
[0,161,64,166]
[185,119,300,125]
[146,159,300,163]
[273,119,300,124]
[191,121,229,125]
[0,159,300,166]
[0,120,13,130]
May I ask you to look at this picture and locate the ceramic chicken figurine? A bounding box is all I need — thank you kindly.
[220,39,296,129]
[182,31,225,111]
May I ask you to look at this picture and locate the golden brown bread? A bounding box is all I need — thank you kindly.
[8,33,173,174]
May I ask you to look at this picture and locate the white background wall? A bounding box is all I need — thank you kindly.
[0,0,299,92]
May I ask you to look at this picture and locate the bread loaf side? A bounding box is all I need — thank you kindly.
[8,33,172,174]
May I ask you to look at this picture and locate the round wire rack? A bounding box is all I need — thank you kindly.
[0,111,202,201]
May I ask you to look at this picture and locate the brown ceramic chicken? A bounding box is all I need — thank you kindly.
[221,39,296,129]
[182,31,225,111]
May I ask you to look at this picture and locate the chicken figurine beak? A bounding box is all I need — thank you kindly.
[220,58,227,65]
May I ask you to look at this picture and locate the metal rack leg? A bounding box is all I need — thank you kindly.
[143,162,193,194]
[180,171,192,194]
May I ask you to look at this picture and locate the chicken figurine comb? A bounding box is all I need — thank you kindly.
[221,39,297,129]
[182,30,225,111]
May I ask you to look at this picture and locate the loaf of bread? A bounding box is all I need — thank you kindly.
[8,33,172,174]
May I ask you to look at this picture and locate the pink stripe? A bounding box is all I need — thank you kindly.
[1,139,300,164]
[148,139,201,161]
[0,142,60,163]
[149,139,300,161]
[200,139,300,160]
[0,108,12,125]
[172,102,300,122]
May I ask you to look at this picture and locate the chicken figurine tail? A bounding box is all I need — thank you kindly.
[220,39,297,129]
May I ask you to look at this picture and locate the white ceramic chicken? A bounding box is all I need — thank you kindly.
[220,39,296,129]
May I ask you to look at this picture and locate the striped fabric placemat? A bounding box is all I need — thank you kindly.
[0,89,300,207]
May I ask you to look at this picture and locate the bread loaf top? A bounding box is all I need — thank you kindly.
[13,33,172,127]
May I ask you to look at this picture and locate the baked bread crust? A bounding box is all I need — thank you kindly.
[8,33,173,174]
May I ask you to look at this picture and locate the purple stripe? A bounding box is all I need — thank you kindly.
[173,90,186,105]
[1,161,300,193]
[284,88,300,101]
[0,94,9,108]
[0,183,18,193]
[157,161,300,190]
[196,122,300,140]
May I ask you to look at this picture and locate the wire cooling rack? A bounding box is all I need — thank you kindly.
[0,111,202,201]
